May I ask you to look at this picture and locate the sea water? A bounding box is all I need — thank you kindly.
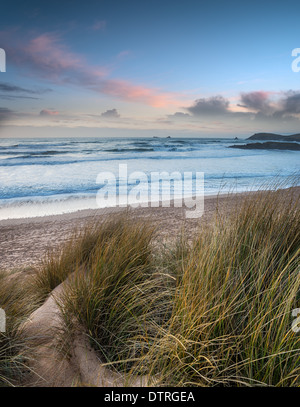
[0,137,299,220]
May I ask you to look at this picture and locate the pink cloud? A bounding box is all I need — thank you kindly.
[6,31,178,107]
[23,33,107,80]
[238,91,273,113]
[40,109,59,116]
[101,79,176,107]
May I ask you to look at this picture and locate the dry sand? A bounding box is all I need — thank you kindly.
[0,193,240,271]
[0,187,299,271]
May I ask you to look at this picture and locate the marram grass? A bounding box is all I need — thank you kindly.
[142,188,300,386]
[0,270,39,386]
[58,188,299,386]
[0,185,299,386]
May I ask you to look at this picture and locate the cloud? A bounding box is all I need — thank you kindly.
[184,91,300,125]
[0,82,51,94]
[40,109,59,116]
[101,108,120,118]
[168,112,192,119]
[0,82,51,100]
[239,91,272,113]
[23,33,88,80]
[0,107,14,122]
[0,94,41,100]
[100,79,175,107]
[117,50,132,59]
[91,20,106,31]
[239,90,300,119]
[4,30,178,107]
[279,91,300,115]
[187,96,230,116]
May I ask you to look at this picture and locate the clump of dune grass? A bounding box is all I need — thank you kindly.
[142,187,300,386]
[33,184,300,386]
[59,217,173,372]
[0,270,38,386]
[33,220,117,301]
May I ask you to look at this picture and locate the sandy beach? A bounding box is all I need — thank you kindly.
[1,188,298,271]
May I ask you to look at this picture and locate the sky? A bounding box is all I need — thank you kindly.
[0,0,300,138]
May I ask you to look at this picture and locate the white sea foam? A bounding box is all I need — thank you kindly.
[0,137,299,220]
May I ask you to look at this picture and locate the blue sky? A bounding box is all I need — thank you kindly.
[0,0,300,137]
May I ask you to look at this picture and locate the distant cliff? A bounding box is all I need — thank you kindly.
[247,133,300,142]
[229,142,300,151]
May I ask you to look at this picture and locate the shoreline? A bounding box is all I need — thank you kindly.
[0,186,299,271]
[0,185,289,224]
[0,189,254,223]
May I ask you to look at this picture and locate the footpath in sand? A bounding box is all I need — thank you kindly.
[20,274,148,387]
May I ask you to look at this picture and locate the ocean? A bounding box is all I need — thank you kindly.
[0,136,299,220]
